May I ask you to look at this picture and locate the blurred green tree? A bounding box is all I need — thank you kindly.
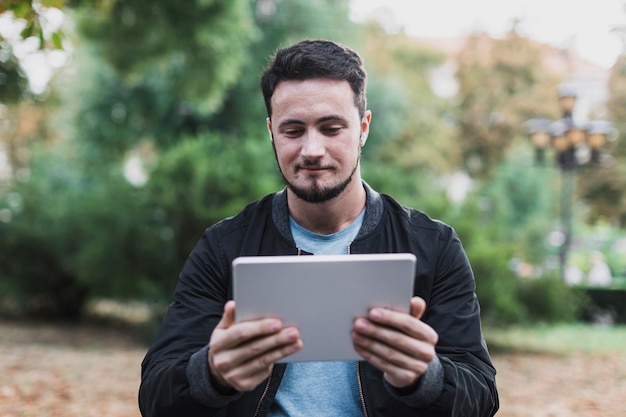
[1,0,380,318]
[207,0,358,136]
[359,23,457,173]
[145,132,282,276]
[0,0,259,317]
[577,54,626,227]
[74,0,255,115]
[455,28,561,179]
[0,0,84,101]
[0,1,594,326]
[445,147,583,323]
[356,23,459,215]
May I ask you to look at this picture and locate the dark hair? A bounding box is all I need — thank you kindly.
[261,39,368,119]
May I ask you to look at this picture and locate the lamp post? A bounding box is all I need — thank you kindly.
[524,84,618,279]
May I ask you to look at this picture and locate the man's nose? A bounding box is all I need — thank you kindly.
[300,130,326,158]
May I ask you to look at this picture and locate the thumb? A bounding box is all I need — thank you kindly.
[410,296,427,320]
[217,300,236,329]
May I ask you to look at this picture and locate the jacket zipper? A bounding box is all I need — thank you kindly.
[253,370,273,417]
[356,361,369,417]
[352,242,370,417]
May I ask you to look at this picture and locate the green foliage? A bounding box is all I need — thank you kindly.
[2,0,619,328]
[449,202,581,324]
[455,30,561,179]
[145,131,282,267]
[0,142,172,317]
[440,148,585,324]
[469,239,525,323]
[209,0,357,135]
[359,26,457,173]
[577,67,625,223]
[518,276,582,323]
[0,144,89,317]
[0,130,282,319]
[74,0,256,114]
[445,204,525,323]
[0,0,370,320]
[0,223,88,319]
[0,0,69,101]
[478,144,560,263]
[577,288,626,323]
[0,43,26,103]
[577,54,626,227]
[64,50,203,160]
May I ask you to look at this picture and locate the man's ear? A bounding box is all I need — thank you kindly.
[360,110,372,147]
[266,117,274,142]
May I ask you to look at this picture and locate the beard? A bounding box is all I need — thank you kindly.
[273,143,361,204]
[286,162,358,203]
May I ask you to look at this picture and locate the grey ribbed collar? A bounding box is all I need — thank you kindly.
[271,182,383,245]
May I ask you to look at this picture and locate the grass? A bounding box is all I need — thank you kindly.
[484,323,626,355]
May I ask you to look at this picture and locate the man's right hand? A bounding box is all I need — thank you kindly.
[208,300,302,392]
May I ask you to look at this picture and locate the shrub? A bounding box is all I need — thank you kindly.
[518,276,583,323]
[467,241,526,324]
[0,131,282,319]
[0,225,87,318]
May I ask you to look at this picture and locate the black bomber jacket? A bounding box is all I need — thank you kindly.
[139,183,499,417]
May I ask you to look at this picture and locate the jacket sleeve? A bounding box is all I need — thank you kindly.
[138,230,240,417]
[417,225,499,417]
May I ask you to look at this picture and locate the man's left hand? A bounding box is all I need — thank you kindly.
[352,296,439,389]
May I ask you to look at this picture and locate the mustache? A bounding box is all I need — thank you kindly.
[296,159,333,170]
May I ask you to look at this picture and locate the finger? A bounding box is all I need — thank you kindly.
[217,330,303,391]
[410,296,427,320]
[212,326,301,371]
[223,338,301,392]
[241,331,303,370]
[231,326,301,361]
[212,316,284,352]
[351,339,428,388]
[364,308,438,345]
[217,300,236,329]
[352,322,435,365]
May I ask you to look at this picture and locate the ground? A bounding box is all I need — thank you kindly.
[0,320,624,417]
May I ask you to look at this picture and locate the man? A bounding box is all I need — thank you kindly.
[139,39,498,417]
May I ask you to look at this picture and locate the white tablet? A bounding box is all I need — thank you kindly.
[232,253,416,362]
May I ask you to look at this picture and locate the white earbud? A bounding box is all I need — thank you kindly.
[266,117,274,142]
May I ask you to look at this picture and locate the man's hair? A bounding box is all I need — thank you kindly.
[261,39,368,119]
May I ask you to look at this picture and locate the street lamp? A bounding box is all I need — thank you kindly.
[523,84,618,279]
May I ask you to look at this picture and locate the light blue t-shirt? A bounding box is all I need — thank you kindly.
[268,210,366,417]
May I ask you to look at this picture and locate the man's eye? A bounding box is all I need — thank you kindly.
[283,129,304,137]
[323,126,342,135]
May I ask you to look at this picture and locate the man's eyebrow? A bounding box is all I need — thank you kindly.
[277,115,349,129]
[277,119,305,128]
[317,115,348,124]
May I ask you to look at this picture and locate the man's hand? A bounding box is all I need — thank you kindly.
[208,301,303,392]
[351,296,438,389]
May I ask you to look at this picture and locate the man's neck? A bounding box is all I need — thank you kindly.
[287,180,366,235]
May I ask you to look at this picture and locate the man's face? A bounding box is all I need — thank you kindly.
[267,78,371,203]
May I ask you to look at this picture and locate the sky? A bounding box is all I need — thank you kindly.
[349,0,625,69]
